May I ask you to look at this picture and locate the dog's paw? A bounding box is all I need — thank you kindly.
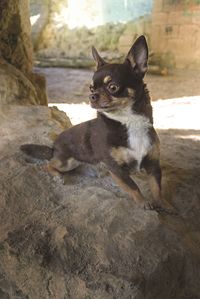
[143,201,156,211]
[147,200,178,215]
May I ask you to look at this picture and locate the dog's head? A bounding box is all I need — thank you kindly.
[89,35,148,112]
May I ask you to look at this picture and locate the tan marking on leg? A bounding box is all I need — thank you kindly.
[49,157,80,172]
[110,147,134,166]
[64,158,80,171]
[43,163,61,177]
[148,142,160,160]
[148,175,177,214]
[110,172,146,206]
[148,175,161,201]
[44,158,66,175]
[43,157,80,178]
[49,158,62,170]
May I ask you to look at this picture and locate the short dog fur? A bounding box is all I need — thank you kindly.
[21,35,174,213]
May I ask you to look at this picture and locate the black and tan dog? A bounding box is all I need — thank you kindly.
[21,35,174,213]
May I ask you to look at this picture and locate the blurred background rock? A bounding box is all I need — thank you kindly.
[30,0,200,71]
[0,0,47,105]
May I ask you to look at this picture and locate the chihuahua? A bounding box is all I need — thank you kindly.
[21,35,174,213]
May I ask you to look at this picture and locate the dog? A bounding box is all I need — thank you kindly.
[21,35,175,213]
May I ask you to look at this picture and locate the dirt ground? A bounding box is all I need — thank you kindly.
[35,67,200,104]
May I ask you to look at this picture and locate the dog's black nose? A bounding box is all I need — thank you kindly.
[89,93,99,102]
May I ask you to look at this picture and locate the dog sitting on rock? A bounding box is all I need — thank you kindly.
[21,35,175,214]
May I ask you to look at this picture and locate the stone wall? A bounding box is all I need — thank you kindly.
[33,19,153,68]
[0,0,47,105]
[30,0,200,70]
[30,0,152,67]
[151,0,200,68]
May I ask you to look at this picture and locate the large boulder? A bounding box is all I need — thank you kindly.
[0,105,200,298]
[0,60,45,105]
[0,0,47,105]
[0,0,33,73]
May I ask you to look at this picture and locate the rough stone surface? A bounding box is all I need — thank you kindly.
[0,105,200,298]
[0,61,36,105]
[151,0,200,68]
[0,0,47,105]
[0,0,33,73]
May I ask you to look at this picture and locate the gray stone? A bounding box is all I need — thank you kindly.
[0,0,47,105]
[0,105,200,298]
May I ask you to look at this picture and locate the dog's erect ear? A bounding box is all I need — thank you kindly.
[125,35,148,77]
[92,46,106,69]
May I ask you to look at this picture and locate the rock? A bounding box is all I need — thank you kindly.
[28,71,48,106]
[0,0,47,105]
[0,105,200,298]
[0,0,33,73]
[30,0,50,50]
[0,60,46,105]
[118,17,151,55]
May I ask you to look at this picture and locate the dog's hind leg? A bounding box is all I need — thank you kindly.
[44,157,81,176]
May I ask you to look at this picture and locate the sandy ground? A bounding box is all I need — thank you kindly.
[35,67,200,133]
[35,67,200,104]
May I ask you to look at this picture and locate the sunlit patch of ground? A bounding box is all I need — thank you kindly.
[153,96,200,131]
[49,96,200,138]
[36,67,200,104]
[49,102,96,125]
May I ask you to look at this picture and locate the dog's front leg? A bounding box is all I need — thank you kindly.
[107,162,149,209]
[142,156,177,214]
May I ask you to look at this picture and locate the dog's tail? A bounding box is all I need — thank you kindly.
[20,144,53,160]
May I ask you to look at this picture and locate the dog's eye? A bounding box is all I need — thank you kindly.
[107,83,119,94]
[90,85,95,93]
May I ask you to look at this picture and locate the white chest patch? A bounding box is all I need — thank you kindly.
[104,107,152,167]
